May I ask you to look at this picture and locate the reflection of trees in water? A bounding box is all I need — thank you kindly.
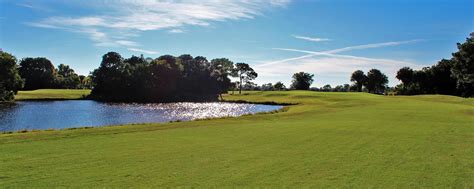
[0,103,19,133]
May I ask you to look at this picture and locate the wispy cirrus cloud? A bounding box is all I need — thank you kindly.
[292,35,331,42]
[128,48,158,55]
[255,39,426,86]
[27,0,291,54]
[323,39,423,54]
[17,2,52,12]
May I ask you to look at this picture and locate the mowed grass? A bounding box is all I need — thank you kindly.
[15,89,91,100]
[1,91,473,187]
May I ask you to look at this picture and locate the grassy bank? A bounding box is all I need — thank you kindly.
[1,91,473,187]
[15,89,91,100]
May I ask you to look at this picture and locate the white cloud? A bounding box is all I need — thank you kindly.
[169,29,185,33]
[128,48,158,55]
[292,35,331,42]
[28,0,291,48]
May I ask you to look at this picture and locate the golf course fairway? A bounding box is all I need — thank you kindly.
[1,91,473,187]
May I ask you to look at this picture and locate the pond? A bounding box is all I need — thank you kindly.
[0,100,282,132]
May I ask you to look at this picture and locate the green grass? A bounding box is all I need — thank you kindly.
[15,89,91,100]
[1,91,473,187]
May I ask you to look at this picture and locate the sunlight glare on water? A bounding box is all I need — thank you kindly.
[0,101,282,132]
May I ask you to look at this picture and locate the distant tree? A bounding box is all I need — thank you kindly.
[322,84,332,92]
[233,63,258,94]
[242,81,259,91]
[349,84,359,92]
[56,64,81,89]
[78,75,92,89]
[273,81,286,91]
[333,85,348,92]
[366,69,388,94]
[0,51,24,101]
[290,72,314,90]
[350,70,367,92]
[343,84,350,92]
[261,83,274,91]
[19,57,57,90]
[451,33,473,97]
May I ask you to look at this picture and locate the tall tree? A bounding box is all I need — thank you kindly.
[19,57,57,90]
[430,59,458,95]
[0,51,24,101]
[57,64,81,89]
[233,63,258,94]
[396,67,414,85]
[350,70,367,92]
[451,33,473,97]
[366,69,388,94]
[210,58,234,98]
[90,52,127,100]
[290,72,314,90]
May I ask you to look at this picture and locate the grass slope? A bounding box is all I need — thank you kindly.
[15,89,91,100]
[1,91,473,187]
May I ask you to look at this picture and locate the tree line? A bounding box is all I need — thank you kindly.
[0,33,471,102]
[395,34,473,97]
[90,52,258,102]
[244,34,472,97]
[1,52,90,101]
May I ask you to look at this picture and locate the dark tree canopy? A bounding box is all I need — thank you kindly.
[350,70,367,92]
[291,72,314,90]
[395,33,473,97]
[56,64,81,89]
[233,63,258,94]
[396,67,414,85]
[19,57,57,90]
[0,51,24,101]
[451,33,473,97]
[365,69,388,94]
[91,52,239,102]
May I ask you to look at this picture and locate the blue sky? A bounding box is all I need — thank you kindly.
[1,0,473,87]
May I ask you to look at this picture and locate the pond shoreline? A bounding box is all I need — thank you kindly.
[1,100,284,133]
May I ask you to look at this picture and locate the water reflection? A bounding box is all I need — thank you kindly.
[0,100,282,132]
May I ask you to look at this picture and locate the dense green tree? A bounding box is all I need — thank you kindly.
[56,64,81,89]
[0,51,24,101]
[91,52,240,102]
[290,72,314,90]
[451,33,473,97]
[19,57,57,90]
[210,58,234,97]
[396,67,414,85]
[233,63,258,94]
[430,59,458,95]
[90,52,129,101]
[350,70,367,92]
[366,69,388,94]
